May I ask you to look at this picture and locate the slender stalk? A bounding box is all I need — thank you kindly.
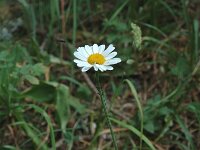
[72,0,77,46]
[96,72,118,150]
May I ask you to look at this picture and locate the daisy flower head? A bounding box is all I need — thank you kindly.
[74,44,121,72]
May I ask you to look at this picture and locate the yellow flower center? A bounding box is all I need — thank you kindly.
[87,53,105,65]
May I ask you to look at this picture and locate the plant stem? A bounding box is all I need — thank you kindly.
[96,72,118,150]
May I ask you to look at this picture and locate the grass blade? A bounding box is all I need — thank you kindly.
[103,0,129,32]
[27,104,56,150]
[110,118,156,150]
[175,114,195,150]
[124,79,143,150]
[73,0,77,46]
[193,19,199,63]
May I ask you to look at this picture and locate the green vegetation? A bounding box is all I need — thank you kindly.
[0,0,199,149]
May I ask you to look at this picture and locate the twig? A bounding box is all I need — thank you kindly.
[99,128,128,135]
[7,125,19,149]
[82,72,98,94]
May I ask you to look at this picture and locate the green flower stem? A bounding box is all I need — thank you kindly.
[96,72,118,150]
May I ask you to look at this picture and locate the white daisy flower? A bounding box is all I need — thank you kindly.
[74,44,121,72]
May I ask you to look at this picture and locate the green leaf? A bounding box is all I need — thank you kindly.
[187,102,200,124]
[24,75,39,85]
[32,63,48,76]
[23,82,55,102]
[77,85,92,100]
[171,56,190,79]
[59,76,92,100]
[56,84,70,133]
[12,43,31,63]
[23,81,85,134]
[56,84,85,133]
[143,120,155,134]
[68,96,85,114]
[49,54,71,65]
[0,51,9,61]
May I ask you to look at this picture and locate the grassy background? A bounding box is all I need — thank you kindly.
[0,0,200,149]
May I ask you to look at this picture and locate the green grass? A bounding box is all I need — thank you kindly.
[0,0,199,149]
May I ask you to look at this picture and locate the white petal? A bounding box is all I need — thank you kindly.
[98,67,104,72]
[74,52,87,61]
[96,65,103,72]
[74,59,86,64]
[74,59,91,67]
[102,44,115,56]
[96,64,106,72]
[105,52,117,60]
[81,66,91,72]
[77,47,89,57]
[93,64,98,71]
[105,66,113,70]
[92,44,99,53]
[99,45,105,53]
[85,45,93,55]
[104,58,121,65]
[77,63,91,67]
[100,65,107,71]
